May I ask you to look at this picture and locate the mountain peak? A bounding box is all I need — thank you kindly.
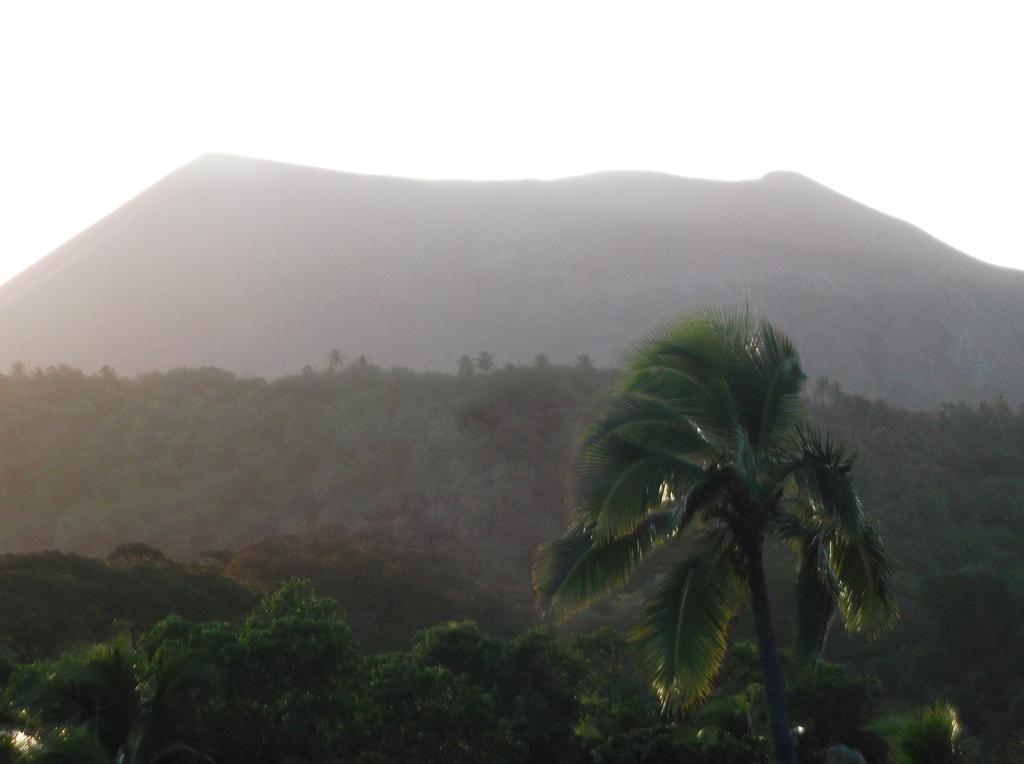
[0,157,1020,408]
[758,170,839,194]
[760,169,815,183]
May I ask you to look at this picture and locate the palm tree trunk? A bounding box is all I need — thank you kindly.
[746,542,796,764]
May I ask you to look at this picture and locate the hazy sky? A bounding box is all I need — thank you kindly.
[1,1,1021,285]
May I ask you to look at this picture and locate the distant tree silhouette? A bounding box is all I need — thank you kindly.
[327,350,346,371]
[475,351,495,372]
[815,375,831,405]
[457,355,475,377]
[107,542,168,567]
[813,376,845,406]
[575,354,594,371]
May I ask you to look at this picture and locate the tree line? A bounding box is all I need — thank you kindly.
[1,578,989,762]
[0,350,1023,751]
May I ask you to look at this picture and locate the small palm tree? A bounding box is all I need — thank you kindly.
[534,308,895,763]
[868,703,966,764]
[8,640,214,763]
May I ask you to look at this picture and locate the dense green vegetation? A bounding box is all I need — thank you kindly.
[1,359,1023,758]
[220,526,531,651]
[1,580,934,763]
[0,361,602,579]
[0,546,254,660]
[816,393,1024,740]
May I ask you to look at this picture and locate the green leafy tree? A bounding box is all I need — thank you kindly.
[146,581,363,763]
[234,580,362,757]
[407,621,585,761]
[360,652,518,762]
[534,309,895,763]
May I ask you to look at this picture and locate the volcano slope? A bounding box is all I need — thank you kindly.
[2,154,1021,407]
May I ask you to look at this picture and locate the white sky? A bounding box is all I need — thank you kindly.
[1,1,1022,285]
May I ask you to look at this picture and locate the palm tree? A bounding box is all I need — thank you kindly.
[8,640,214,763]
[326,350,346,372]
[868,703,966,764]
[534,308,895,763]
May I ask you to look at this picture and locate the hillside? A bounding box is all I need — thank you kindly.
[0,546,255,660]
[2,154,1022,407]
[1,363,1022,739]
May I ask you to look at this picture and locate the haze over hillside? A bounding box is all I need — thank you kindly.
[2,153,1022,407]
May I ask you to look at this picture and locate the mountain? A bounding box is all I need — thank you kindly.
[2,153,1021,407]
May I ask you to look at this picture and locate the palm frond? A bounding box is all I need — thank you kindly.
[575,440,674,538]
[752,316,800,371]
[618,365,741,452]
[629,529,746,711]
[533,509,682,616]
[623,308,807,464]
[753,354,805,456]
[729,314,805,457]
[620,308,737,376]
[682,466,737,519]
[574,428,702,538]
[782,425,864,536]
[868,703,965,764]
[831,522,898,636]
[771,508,895,652]
[582,393,710,461]
[767,509,811,542]
[619,309,758,452]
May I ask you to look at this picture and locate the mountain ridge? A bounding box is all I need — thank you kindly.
[2,153,1021,408]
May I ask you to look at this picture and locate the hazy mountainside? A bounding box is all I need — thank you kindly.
[2,154,1022,407]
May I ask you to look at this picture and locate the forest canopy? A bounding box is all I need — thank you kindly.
[1,360,1023,751]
